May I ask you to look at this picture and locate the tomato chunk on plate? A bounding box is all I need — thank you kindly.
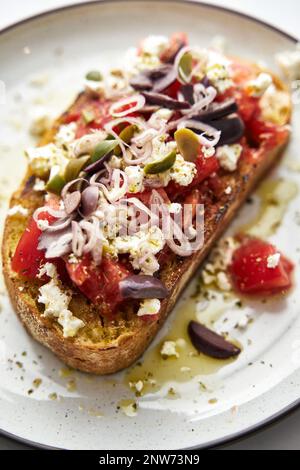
[230,238,294,295]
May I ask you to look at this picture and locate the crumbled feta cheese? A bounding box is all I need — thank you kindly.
[114,227,165,275]
[160,341,179,358]
[134,380,144,393]
[267,253,281,269]
[170,154,197,186]
[216,272,232,292]
[151,135,177,162]
[148,108,173,129]
[276,46,300,80]
[55,123,77,149]
[8,205,28,217]
[137,298,161,317]
[237,314,251,330]
[246,73,273,97]
[38,265,84,338]
[260,84,291,126]
[121,402,138,417]
[125,165,144,193]
[33,178,46,192]
[202,146,216,158]
[141,35,169,56]
[206,52,233,93]
[38,262,57,279]
[201,236,239,288]
[217,144,243,172]
[202,270,216,285]
[108,155,122,169]
[25,143,69,177]
[225,186,232,195]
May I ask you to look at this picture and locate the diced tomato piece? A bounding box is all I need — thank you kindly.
[193,153,220,186]
[163,80,181,99]
[235,91,259,125]
[75,99,112,138]
[230,238,294,295]
[62,113,81,124]
[11,211,56,279]
[247,114,289,149]
[66,255,130,316]
[166,153,219,200]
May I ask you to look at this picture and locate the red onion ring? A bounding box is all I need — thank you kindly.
[109,94,146,118]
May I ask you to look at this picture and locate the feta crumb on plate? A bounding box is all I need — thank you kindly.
[160,341,179,358]
[121,402,138,418]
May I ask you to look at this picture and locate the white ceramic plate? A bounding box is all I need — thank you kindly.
[0,0,300,450]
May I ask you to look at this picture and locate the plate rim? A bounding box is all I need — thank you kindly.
[0,0,299,451]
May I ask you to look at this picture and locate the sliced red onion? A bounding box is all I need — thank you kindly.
[174,46,193,84]
[44,216,74,233]
[38,229,73,258]
[72,221,86,257]
[104,117,150,165]
[142,91,190,110]
[129,74,153,91]
[152,66,177,93]
[109,94,146,118]
[95,169,128,203]
[33,206,66,224]
[84,152,113,174]
[178,119,221,147]
[118,197,159,231]
[79,219,98,254]
[119,275,169,299]
[150,190,202,257]
[61,178,88,202]
[81,186,99,217]
[64,190,81,215]
[71,130,107,158]
[167,86,217,130]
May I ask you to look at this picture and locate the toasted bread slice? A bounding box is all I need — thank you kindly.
[2,66,291,374]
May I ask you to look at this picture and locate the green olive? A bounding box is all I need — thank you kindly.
[85,70,103,82]
[174,128,200,162]
[178,52,193,82]
[45,173,65,195]
[91,140,119,163]
[144,150,177,175]
[115,124,136,156]
[82,109,95,124]
[64,155,91,183]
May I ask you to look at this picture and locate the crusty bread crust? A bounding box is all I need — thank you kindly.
[1,69,291,374]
